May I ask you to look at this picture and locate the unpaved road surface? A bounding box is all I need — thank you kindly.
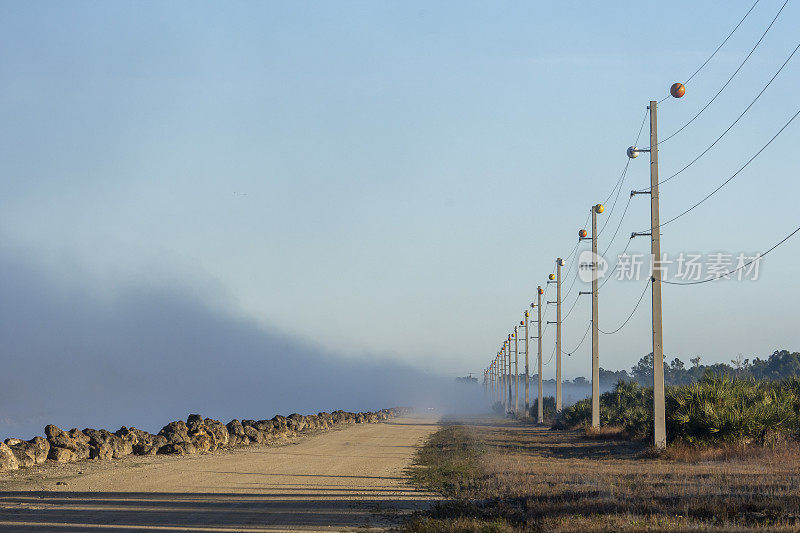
[0,417,439,532]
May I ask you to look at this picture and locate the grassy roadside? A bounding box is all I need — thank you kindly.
[405,423,517,532]
[404,418,800,532]
[407,425,485,499]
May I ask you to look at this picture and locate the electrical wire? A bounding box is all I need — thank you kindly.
[599,109,649,236]
[561,290,585,322]
[561,259,583,300]
[602,160,631,210]
[489,0,771,374]
[535,106,644,317]
[599,163,632,236]
[562,212,591,273]
[650,0,789,147]
[663,224,800,285]
[561,322,592,356]
[602,196,633,256]
[647,41,800,191]
[640,107,800,233]
[510,5,769,365]
[544,342,557,366]
[599,237,634,290]
[546,225,588,307]
[564,198,637,302]
[687,0,763,85]
[598,279,651,335]
[657,0,763,104]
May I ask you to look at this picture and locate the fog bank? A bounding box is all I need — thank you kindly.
[0,251,483,440]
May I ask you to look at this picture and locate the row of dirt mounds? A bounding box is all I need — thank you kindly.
[0,407,409,472]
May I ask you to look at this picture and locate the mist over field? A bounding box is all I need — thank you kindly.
[0,250,483,441]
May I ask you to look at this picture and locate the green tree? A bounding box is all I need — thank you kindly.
[750,350,800,380]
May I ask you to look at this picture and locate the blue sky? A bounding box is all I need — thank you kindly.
[1,1,799,379]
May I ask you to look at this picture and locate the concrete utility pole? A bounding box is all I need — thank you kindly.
[493,362,496,403]
[537,286,543,423]
[500,352,504,409]
[591,204,602,429]
[524,309,530,411]
[556,258,563,414]
[495,356,499,407]
[514,326,519,414]
[494,352,503,402]
[501,346,506,410]
[505,344,510,411]
[507,335,513,410]
[630,94,677,447]
[494,357,498,405]
[649,101,667,449]
[489,362,493,402]
[492,357,497,405]
[497,355,501,405]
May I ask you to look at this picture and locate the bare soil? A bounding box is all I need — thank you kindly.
[0,417,440,532]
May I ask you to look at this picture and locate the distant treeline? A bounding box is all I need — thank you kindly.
[507,350,800,388]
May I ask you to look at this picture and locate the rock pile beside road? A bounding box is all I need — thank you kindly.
[0,408,409,472]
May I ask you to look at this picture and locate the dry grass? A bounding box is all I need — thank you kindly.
[653,439,800,463]
[582,424,630,440]
[405,418,800,532]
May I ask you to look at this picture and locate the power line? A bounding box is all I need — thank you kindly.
[564,211,591,264]
[541,110,637,303]
[663,224,800,286]
[602,196,633,257]
[562,321,592,356]
[599,163,632,236]
[640,106,800,233]
[561,258,583,301]
[544,342,557,366]
[649,0,789,146]
[598,279,651,335]
[561,290,584,322]
[599,109,649,236]
[513,4,771,361]
[683,0,762,86]
[544,321,591,364]
[602,159,631,210]
[599,237,634,290]
[534,101,645,317]
[650,40,800,191]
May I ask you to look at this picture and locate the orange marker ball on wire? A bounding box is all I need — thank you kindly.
[670,82,686,98]
[579,229,588,239]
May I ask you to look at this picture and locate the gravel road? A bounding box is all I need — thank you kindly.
[0,417,439,532]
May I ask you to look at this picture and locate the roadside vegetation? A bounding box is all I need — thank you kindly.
[527,397,556,423]
[418,352,800,530]
[405,419,800,532]
[563,375,800,446]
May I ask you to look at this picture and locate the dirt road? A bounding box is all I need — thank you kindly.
[0,417,439,532]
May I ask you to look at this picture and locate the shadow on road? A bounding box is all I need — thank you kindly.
[0,491,435,531]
